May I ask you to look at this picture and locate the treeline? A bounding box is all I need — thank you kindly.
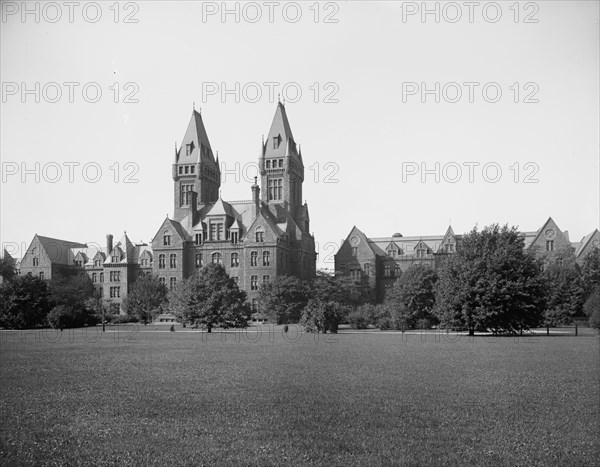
[1,224,598,332]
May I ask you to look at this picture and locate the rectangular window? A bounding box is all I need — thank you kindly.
[169,277,177,291]
[251,298,258,311]
[191,165,195,174]
[263,275,270,283]
[351,247,358,257]
[266,160,271,169]
[231,253,239,267]
[268,178,283,201]
[33,257,39,266]
[251,275,258,290]
[230,232,238,244]
[251,251,258,266]
[195,254,202,268]
[159,277,166,286]
[546,240,555,252]
[263,251,270,266]
[279,159,283,168]
[384,265,391,277]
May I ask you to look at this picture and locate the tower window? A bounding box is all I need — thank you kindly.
[268,178,283,201]
[273,135,281,149]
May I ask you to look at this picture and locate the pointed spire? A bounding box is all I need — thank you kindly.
[192,102,195,112]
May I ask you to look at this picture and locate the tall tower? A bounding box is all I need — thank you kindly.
[259,102,305,225]
[172,109,221,220]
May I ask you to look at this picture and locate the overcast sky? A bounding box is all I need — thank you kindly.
[1,1,598,269]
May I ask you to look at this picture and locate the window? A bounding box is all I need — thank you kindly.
[255,229,264,242]
[556,257,563,266]
[350,270,360,281]
[39,272,44,280]
[99,287,103,297]
[158,254,166,269]
[112,254,120,263]
[110,286,121,298]
[195,233,202,246]
[178,166,183,175]
[546,240,554,252]
[94,260,101,267]
[159,277,166,286]
[230,231,238,244]
[210,223,224,241]
[100,272,104,283]
[169,254,177,268]
[266,160,271,169]
[364,263,370,276]
[180,184,193,206]
[273,135,280,149]
[92,273,97,283]
[185,166,189,174]
[395,264,401,277]
[251,275,258,290]
[446,243,455,253]
[33,257,39,266]
[263,275,270,283]
[169,277,177,291]
[110,271,121,282]
[387,249,396,258]
[231,253,239,267]
[263,251,270,266]
[163,230,171,246]
[278,159,283,168]
[75,260,82,267]
[195,254,202,268]
[416,245,427,258]
[351,247,358,257]
[251,298,258,311]
[268,178,283,201]
[385,264,391,277]
[186,143,193,156]
[212,252,222,264]
[250,251,258,266]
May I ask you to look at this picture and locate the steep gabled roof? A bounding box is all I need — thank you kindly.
[575,229,600,257]
[206,195,233,218]
[36,235,87,265]
[264,102,300,161]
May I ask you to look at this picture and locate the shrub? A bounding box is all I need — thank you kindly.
[584,289,600,330]
[47,305,86,329]
[111,314,139,324]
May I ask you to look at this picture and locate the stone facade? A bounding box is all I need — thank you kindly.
[335,218,599,303]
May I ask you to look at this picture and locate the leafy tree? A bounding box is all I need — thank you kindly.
[0,256,16,282]
[434,224,546,335]
[581,248,600,297]
[583,288,600,329]
[0,274,51,329]
[47,305,88,329]
[543,262,586,325]
[385,264,438,328]
[169,263,250,332]
[347,303,377,329]
[48,273,95,310]
[300,299,344,333]
[122,275,168,324]
[258,275,307,324]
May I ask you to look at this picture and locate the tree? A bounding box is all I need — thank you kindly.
[385,264,438,329]
[581,248,600,297]
[258,275,307,324]
[543,262,586,325]
[48,273,95,310]
[169,263,250,331]
[583,289,600,329]
[347,303,377,329]
[0,256,16,282]
[122,275,168,324]
[434,224,546,335]
[300,299,344,333]
[0,274,51,329]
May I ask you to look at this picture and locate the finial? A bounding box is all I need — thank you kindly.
[193,102,195,111]
[254,176,258,185]
[262,134,264,144]
[282,96,286,106]
[277,93,281,103]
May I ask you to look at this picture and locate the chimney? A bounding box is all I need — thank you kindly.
[106,234,113,253]
[251,177,260,219]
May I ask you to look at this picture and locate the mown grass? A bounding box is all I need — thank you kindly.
[0,326,598,466]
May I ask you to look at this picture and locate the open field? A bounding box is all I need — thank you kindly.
[1,327,598,466]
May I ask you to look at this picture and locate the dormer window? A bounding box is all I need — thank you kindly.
[186,142,194,156]
[163,230,171,246]
[195,233,203,246]
[273,135,281,149]
[112,255,120,263]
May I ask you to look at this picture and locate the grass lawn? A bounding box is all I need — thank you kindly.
[1,326,598,466]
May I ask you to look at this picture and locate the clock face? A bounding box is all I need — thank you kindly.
[544,229,555,240]
[350,235,360,247]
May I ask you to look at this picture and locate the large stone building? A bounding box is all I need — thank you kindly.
[17,103,317,313]
[335,217,599,303]
[150,102,316,310]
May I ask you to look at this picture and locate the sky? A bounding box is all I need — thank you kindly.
[1,0,599,270]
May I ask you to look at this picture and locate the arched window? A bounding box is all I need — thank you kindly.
[250,251,258,266]
[212,252,222,264]
[169,254,177,268]
[394,264,401,277]
[39,272,44,280]
[195,254,202,268]
[231,253,239,267]
[263,251,270,266]
[163,230,171,246]
[92,273,97,283]
[99,272,104,283]
[33,257,39,266]
[158,254,166,269]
